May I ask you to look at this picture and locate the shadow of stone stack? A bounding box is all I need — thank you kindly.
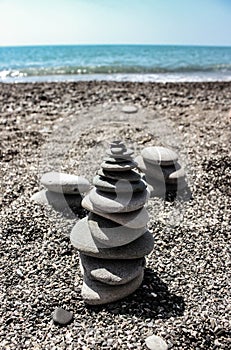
[135,146,187,199]
[70,141,154,305]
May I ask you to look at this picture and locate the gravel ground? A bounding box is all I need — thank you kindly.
[0,81,230,349]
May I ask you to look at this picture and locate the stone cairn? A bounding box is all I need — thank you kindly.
[70,141,154,305]
[135,146,187,198]
[31,171,90,213]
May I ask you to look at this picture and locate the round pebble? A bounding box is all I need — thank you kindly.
[145,335,168,350]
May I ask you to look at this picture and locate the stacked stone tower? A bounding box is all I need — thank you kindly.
[70,141,154,305]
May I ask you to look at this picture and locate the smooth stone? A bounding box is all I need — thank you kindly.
[110,147,126,154]
[81,270,144,305]
[70,217,154,259]
[93,175,146,193]
[41,171,90,194]
[141,146,178,166]
[98,168,141,182]
[101,160,137,172]
[145,335,168,350]
[106,148,134,159]
[80,253,145,285]
[110,140,125,147]
[88,212,147,247]
[136,157,185,183]
[89,187,149,213]
[30,190,82,210]
[122,105,138,114]
[103,157,131,164]
[52,308,73,325]
[82,195,149,228]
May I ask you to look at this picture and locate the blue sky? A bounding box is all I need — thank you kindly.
[0,0,231,46]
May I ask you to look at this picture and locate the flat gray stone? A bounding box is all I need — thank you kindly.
[52,308,73,325]
[82,195,149,228]
[103,157,131,164]
[98,168,141,182]
[70,217,154,259]
[30,190,82,210]
[145,335,168,350]
[101,160,137,172]
[122,105,138,114]
[106,148,134,159]
[81,270,144,305]
[80,253,145,285]
[141,146,178,166]
[93,175,146,193]
[88,213,147,247]
[41,171,90,194]
[89,188,149,213]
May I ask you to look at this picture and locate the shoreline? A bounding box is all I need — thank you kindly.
[1,71,231,84]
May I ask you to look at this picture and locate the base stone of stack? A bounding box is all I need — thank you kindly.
[80,253,145,285]
[81,270,144,305]
[88,213,146,247]
[70,217,154,259]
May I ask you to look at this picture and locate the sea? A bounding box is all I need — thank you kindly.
[0,44,231,83]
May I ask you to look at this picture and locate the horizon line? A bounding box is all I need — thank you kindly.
[1,43,231,48]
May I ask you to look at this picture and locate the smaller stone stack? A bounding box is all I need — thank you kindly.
[31,171,90,212]
[135,146,186,197]
[70,141,154,305]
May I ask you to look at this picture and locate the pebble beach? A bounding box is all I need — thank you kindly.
[0,81,230,349]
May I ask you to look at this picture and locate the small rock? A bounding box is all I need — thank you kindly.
[122,105,138,113]
[52,307,73,325]
[145,335,168,350]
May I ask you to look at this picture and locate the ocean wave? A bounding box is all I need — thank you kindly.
[1,63,231,79]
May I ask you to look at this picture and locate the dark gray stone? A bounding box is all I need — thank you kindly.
[98,168,141,182]
[81,270,144,305]
[80,253,145,285]
[52,308,73,325]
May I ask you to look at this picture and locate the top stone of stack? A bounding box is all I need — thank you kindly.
[141,146,178,166]
[101,140,138,171]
